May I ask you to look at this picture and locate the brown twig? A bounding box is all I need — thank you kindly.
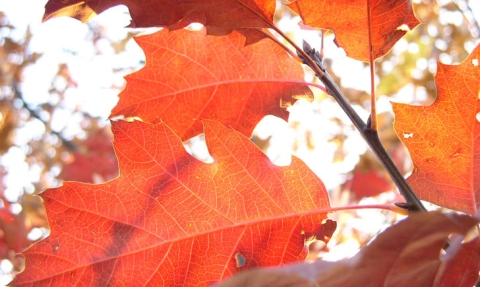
[232,0,326,79]
[233,0,426,213]
[12,82,78,151]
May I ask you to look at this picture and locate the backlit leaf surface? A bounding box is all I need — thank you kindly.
[218,212,480,287]
[434,237,480,287]
[288,0,419,61]
[111,28,312,140]
[393,45,480,214]
[13,120,332,286]
[43,0,275,30]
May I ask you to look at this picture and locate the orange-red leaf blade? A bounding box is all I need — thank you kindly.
[43,0,276,29]
[111,28,312,140]
[13,120,332,286]
[393,45,480,214]
[288,0,419,61]
[217,212,480,287]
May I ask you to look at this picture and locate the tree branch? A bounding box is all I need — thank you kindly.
[302,45,427,213]
[231,0,426,213]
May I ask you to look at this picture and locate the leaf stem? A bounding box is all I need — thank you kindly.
[325,204,409,215]
[12,81,78,151]
[366,0,377,130]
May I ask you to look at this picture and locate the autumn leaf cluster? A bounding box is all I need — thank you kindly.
[2,0,479,286]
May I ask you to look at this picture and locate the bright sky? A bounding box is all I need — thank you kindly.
[0,2,141,201]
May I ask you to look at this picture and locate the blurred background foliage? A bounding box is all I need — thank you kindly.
[0,0,478,283]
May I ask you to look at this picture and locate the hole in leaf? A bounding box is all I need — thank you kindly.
[397,24,410,32]
[472,59,479,66]
[124,116,143,122]
[476,112,480,123]
[53,243,60,253]
[110,115,125,121]
[403,133,414,138]
[184,22,204,31]
[27,227,45,241]
[184,134,214,163]
[235,253,246,267]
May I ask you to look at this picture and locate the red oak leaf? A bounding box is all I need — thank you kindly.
[344,152,394,199]
[346,169,392,198]
[435,236,480,287]
[392,44,480,214]
[13,120,332,286]
[111,28,312,140]
[0,173,47,273]
[217,212,480,287]
[288,0,419,61]
[0,170,30,262]
[43,0,275,30]
[59,128,118,183]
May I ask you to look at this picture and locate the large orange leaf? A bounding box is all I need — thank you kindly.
[218,212,480,287]
[111,28,312,140]
[392,45,480,214]
[13,120,332,286]
[43,0,275,29]
[288,0,419,61]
